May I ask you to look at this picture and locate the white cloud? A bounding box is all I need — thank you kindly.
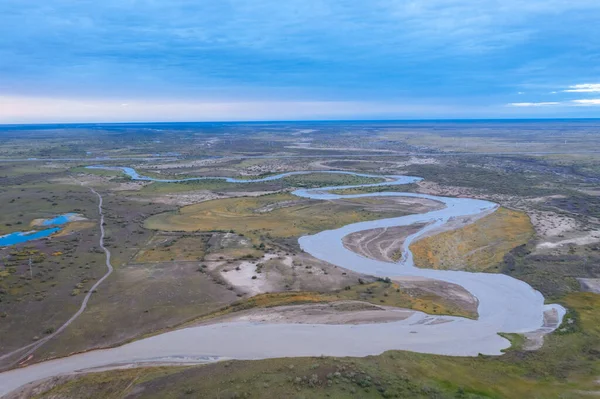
[509,98,600,107]
[571,99,600,105]
[564,83,600,93]
[509,102,559,107]
[0,95,471,123]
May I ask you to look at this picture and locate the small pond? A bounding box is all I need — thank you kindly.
[0,214,76,247]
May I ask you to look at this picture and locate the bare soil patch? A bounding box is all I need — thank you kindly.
[343,223,427,262]
[200,301,415,325]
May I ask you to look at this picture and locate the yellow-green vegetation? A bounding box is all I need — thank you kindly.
[70,166,123,177]
[135,234,207,263]
[180,280,476,327]
[136,179,231,194]
[215,247,263,259]
[410,207,534,271]
[329,183,418,195]
[498,333,526,351]
[144,193,406,241]
[130,172,385,195]
[53,221,96,237]
[7,247,45,263]
[29,293,600,399]
[282,172,385,188]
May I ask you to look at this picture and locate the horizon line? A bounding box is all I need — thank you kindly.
[2,117,600,127]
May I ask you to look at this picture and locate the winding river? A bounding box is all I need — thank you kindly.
[0,168,565,397]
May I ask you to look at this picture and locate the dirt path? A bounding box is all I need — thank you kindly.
[0,188,114,369]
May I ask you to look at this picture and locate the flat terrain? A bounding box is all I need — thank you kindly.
[9,293,600,399]
[410,207,535,272]
[1,121,600,397]
[144,193,441,243]
[343,223,428,262]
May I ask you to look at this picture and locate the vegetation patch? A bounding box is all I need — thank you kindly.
[281,172,385,188]
[329,183,419,195]
[411,207,534,271]
[134,234,208,263]
[26,293,600,399]
[181,280,477,327]
[144,193,411,242]
[502,242,600,299]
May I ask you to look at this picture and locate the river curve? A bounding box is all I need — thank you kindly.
[0,168,565,397]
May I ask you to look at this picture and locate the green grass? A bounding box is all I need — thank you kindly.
[143,193,413,244]
[136,179,233,193]
[28,293,600,399]
[498,333,526,351]
[281,173,386,188]
[329,183,419,195]
[70,166,125,178]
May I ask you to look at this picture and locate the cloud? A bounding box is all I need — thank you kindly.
[509,102,560,107]
[564,83,600,93]
[571,99,600,105]
[508,99,600,107]
[0,95,476,123]
[2,1,600,120]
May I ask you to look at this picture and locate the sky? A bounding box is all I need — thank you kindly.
[1,0,600,123]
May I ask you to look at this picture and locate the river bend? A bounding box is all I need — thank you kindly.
[0,168,565,397]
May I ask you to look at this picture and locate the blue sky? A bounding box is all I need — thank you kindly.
[1,0,600,122]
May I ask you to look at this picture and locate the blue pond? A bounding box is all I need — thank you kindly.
[41,213,76,226]
[0,228,61,247]
[0,214,75,247]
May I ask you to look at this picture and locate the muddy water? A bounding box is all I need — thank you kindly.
[0,169,565,397]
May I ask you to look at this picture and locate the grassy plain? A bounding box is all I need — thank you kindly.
[411,208,535,271]
[2,122,600,397]
[134,234,208,263]
[33,260,239,361]
[144,193,414,242]
[329,183,419,195]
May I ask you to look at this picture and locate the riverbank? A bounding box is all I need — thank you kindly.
[0,169,566,397]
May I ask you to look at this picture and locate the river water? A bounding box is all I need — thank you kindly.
[0,168,566,396]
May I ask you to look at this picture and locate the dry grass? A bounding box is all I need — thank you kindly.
[52,221,96,238]
[410,207,534,271]
[134,234,207,263]
[144,193,407,241]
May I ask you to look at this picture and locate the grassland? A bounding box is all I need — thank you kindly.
[144,193,414,242]
[24,292,600,399]
[329,184,419,195]
[0,179,96,235]
[1,123,599,397]
[131,179,233,194]
[0,175,111,356]
[134,233,208,263]
[502,242,600,299]
[32,260,240,362]
[410,208,535,271]
[69,166,124,178]
[281,173,385,188]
